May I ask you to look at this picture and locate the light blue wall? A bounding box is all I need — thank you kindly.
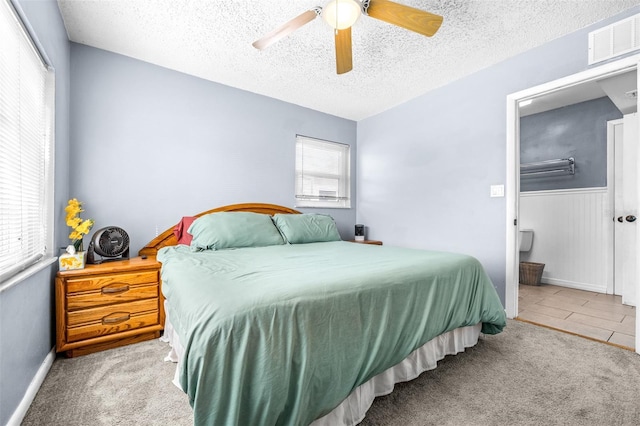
[520,97,622,192]
[69,44,357,255]
[2,20,356,423]
[2,2,638,422]
[356,6,640,304]
[0,0,70,424]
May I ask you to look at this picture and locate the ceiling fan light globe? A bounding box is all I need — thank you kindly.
[322,0,361,30]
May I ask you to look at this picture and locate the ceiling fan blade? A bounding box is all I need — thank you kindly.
[335,27,353,75]
[366,0,443,37]
[252,9,319,50]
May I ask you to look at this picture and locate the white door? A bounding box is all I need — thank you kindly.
[614,112,638,306]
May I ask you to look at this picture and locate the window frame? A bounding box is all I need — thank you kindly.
[295,135,351,209]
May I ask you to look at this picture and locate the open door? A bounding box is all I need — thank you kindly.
[614,113,638,306]
[635,69,640,353]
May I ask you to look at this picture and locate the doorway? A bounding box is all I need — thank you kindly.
[505,54,640,354]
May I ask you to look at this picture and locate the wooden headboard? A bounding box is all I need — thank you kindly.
[138,203,301,257]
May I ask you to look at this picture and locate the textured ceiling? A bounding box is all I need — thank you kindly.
[57,0,638,120]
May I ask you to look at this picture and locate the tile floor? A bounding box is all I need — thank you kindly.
[517,283,636,350]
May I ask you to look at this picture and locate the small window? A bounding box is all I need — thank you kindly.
[295,135,351,209]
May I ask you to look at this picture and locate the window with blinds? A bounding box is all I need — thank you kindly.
[295,135,351,208]
[0,0,55,285]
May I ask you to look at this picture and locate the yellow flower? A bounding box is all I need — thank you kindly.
[65,198,94,250]
[76,219,94,236]
[65,199,82,215]
[66,216,82,228]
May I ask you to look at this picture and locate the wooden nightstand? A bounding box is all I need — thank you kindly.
[348,240,383,245]
[55,256,164,357]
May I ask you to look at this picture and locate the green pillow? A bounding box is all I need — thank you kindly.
[188,212,284,250]
[272,214,342,244]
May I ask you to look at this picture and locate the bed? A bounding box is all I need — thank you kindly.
[140,203,506,426]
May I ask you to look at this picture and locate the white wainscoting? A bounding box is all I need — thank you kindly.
[519,187,613,293]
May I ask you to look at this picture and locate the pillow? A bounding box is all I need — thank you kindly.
[272,213,342,244]
[173,216,197,245]
[188,212,284,250]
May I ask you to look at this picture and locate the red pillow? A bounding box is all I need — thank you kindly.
[173,216,197,245]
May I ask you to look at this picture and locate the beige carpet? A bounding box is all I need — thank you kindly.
[23,320,640,425]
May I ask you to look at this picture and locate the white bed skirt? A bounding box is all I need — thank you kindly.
[161,302,482,426]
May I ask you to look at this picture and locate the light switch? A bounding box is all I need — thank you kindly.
[490,184,504,197]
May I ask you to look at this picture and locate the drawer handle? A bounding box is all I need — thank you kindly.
[102,312,131,325]
[101,284,130,294]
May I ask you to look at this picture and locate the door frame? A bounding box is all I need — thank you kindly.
[505,54,640,354]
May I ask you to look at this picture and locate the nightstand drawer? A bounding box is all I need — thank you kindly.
[67,283,158,310]
[67,298,159,327]
[66,270,158,293]
[66,311,159,343]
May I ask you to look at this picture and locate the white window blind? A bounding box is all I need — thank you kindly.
[0,0,54,284]
[295,135,351,208]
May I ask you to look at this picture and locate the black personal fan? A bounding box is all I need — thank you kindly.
[87,226,130,264]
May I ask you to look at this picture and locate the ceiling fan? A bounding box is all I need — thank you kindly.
[252,0,443,75]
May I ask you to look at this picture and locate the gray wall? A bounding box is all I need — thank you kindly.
[69,43,357,255]
[356,5,640,304]
[0,0,70,424]
[520,97,622,192]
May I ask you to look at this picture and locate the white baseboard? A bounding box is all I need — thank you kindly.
[6,347,55,426]
[542,277,607,294]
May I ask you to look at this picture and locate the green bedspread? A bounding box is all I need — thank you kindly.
[157,241,506,426]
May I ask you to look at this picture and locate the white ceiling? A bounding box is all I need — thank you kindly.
[56,0,639,121]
